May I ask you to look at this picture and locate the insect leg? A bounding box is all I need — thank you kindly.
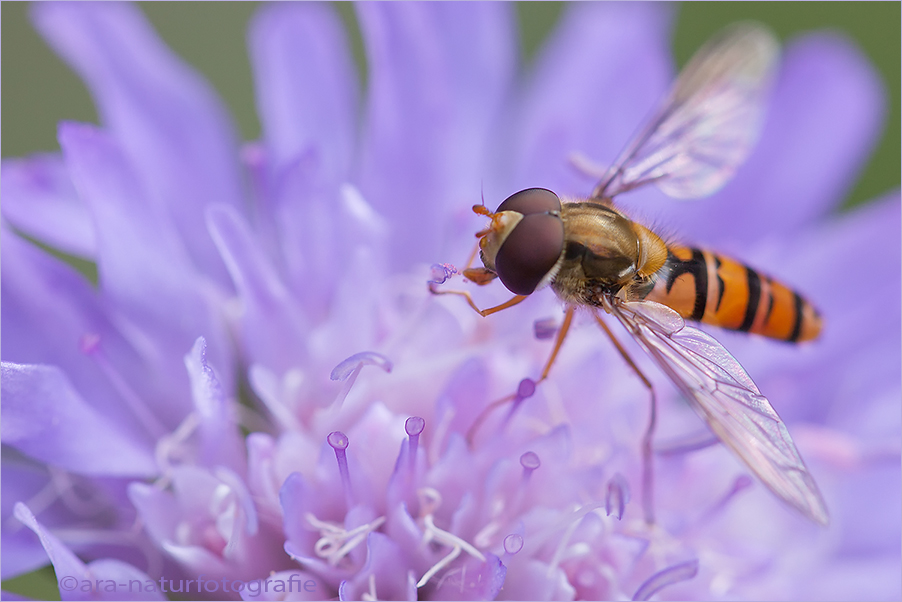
[465,306,575,446]
[537,305,575,383]
[429,285,528,317]
[594,313,657,525]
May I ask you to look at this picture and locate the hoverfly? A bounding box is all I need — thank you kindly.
[432,23,829,525]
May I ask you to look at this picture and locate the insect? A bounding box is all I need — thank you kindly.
[431,23,829,525]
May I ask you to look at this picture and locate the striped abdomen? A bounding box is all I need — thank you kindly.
[643,245,822,342]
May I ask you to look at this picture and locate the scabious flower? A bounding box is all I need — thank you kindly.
[2,3,899,601]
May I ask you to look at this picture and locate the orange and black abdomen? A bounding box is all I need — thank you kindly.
[643,245,822,342]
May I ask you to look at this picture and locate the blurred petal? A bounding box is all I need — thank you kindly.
[356,2,517,267]
[58,122,234,402]
[185,337,245,474]
[431,553,505,601]
[2,461,60,578]
[1,228,161,437]
[249,2,357,179]
[207,203,309,375]
[1,363,156,476]
[13,503,164,601]
[32,1,244,284]
[1,154,96,258]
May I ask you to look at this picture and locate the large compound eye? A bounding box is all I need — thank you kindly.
[495,212,564,295]
[496,188,561,215]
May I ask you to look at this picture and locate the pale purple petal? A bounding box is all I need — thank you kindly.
[433,358,490,447]
[184,337,245,474]
[249,2,357,179]
[206,203,309,375]
[1,154,96,258]
[1,462,66,578]
[356,2,517,268]
[32,2,244,284]
[58,122,234,405]
[2,363,157,476]
[340,533,413,601]
[13,503,164,601]
[0,229,150,434]
[279,472,318,556]
[431,553,505,601]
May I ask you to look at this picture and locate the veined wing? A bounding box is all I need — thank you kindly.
[593,23,779,200]
[605,299,829,525]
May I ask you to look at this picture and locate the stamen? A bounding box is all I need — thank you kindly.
[533,317,559,340]
[154,413,201,488]
[417,488,442,518]
[632,559,699,601]
[80,333,167,438]
[417,513,486,588]
[428,263,458,285]
[361,573,378,602]
[406,416,426,474]
[330,351,393,408]
[536,503,604,578]
[328,431,353,508]
[605,473,630,520]
[306,512,386,567]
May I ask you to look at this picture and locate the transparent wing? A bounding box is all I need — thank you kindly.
[607,299,829,525]
[593,23,779,200]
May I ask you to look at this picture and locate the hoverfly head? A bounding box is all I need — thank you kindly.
[474,188,565,296]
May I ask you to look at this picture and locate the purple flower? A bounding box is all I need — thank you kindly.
[2,3,899,601]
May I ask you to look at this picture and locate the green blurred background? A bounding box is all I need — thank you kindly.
[2,2,899,209]
[1,2,899,599]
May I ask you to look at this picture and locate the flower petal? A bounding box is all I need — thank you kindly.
[1,461,63,578]
[431,552,506,601]
[32,1,244,283]
[341,532,413,601]
[13,503,164,601]
[1,363,156,476]
[249,2,357,179]
[1,154,96,258]
[206,203,309,375]
[58,122,234,404]
[184,337,245,474]
[356,2,517,267]
[0,228,156,435]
